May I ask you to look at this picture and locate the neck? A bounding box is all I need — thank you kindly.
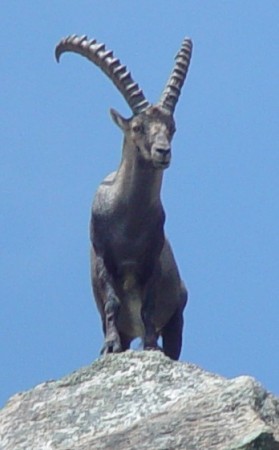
[116,140,164,208]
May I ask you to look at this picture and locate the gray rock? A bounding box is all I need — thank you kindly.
[0,351,278,449]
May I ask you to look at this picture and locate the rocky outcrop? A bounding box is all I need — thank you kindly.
[0,351,278,449]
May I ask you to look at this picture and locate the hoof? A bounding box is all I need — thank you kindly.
[101,339,122,355]
[143,344,162,353]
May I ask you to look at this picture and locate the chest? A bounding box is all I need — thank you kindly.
[93,203,165,276]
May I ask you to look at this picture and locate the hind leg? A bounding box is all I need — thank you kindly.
[161,286,188,360]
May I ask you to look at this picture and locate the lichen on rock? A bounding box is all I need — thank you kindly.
[0,351,278,449]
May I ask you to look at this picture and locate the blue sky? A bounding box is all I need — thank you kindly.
[1,2,278,407]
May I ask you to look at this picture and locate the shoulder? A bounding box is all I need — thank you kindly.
[101,171,117,186]
[92,171,117,214]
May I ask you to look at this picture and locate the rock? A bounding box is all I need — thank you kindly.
[0,351,278,450]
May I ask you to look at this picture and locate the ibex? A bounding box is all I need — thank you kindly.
[55,34,192,360]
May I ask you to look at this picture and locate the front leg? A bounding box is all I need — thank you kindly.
[101,294,122,355]
[141,285,160,352]
[91,248,122,355]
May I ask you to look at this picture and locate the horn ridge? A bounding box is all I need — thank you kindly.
[159,37,193,113]
[55,34,150,114]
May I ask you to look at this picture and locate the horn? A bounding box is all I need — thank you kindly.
[55,35,150,114]
[159,38,193,113]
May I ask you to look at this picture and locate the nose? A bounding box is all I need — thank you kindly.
[155,147,171,157]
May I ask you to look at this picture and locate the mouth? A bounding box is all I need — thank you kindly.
[153,160,170,170]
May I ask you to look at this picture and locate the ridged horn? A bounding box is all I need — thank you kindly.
[159,38,193,113]
[55,35,150,114]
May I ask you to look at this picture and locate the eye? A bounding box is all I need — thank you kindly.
[132,124,143,133]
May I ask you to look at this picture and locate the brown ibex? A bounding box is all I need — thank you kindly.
[55,34,192,360]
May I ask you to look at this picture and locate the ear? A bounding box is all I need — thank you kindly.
[110,108,129,131]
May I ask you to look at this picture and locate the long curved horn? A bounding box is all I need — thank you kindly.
[55,35,150,114]
[159,38,193,113]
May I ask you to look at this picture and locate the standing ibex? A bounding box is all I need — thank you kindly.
[55,34,192,360]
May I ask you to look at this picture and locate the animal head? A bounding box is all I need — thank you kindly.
[55,35,192,170]
[110,105,175,169]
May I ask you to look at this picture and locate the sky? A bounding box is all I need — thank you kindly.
[1,1,278,407]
